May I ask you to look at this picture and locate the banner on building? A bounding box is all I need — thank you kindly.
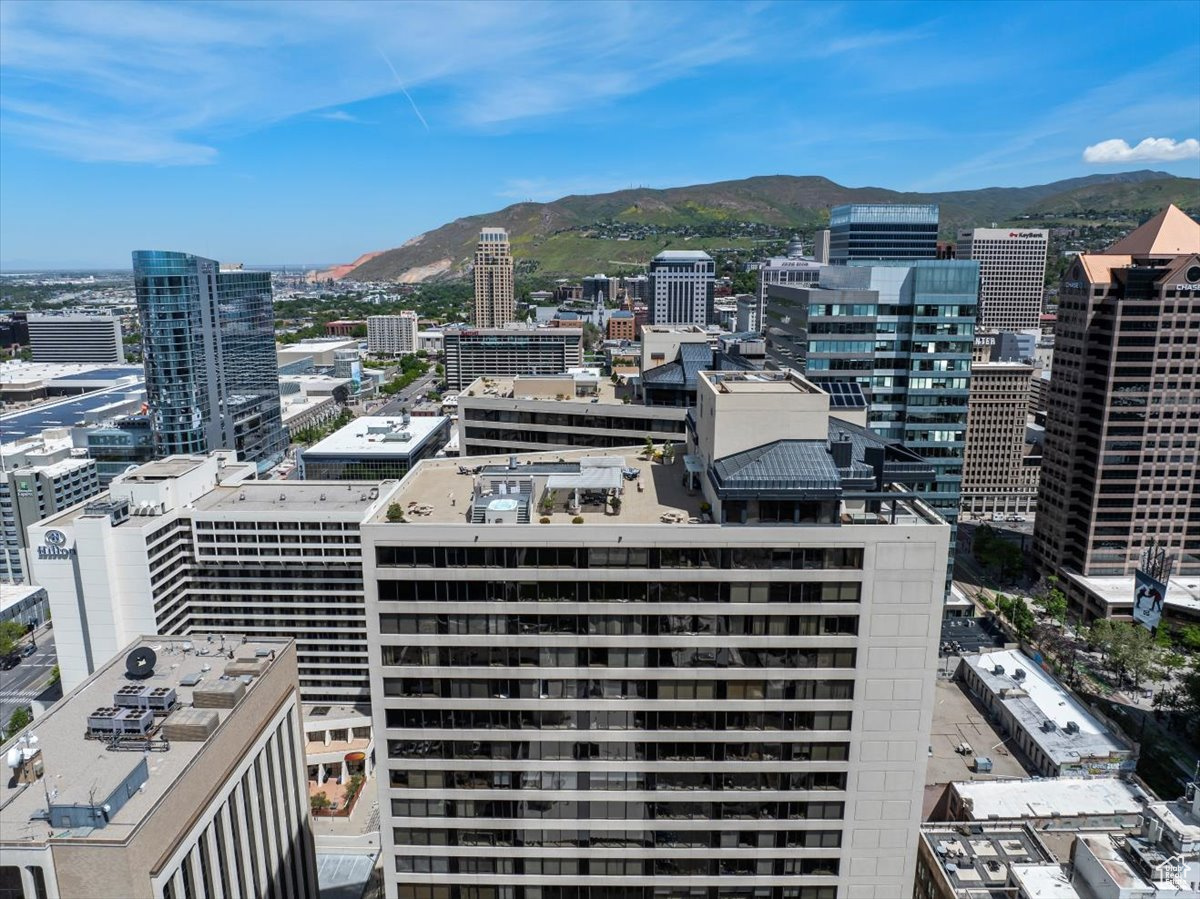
[1132,569,1166,631]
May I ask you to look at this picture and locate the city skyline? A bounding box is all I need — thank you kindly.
[0,0,1197,268]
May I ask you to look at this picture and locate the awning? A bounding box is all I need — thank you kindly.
[546,469,623,491]
[683,454,704,474]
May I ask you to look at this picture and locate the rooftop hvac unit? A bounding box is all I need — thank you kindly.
[112,684,174,710]
[1013,669,1026,681]
[1064,721,1080,734]
[1042,719,1058,732]
[992,664,1005,676]
[87,707,153,737]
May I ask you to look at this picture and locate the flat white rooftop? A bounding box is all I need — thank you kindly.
[1066,570,1200,615]
[303,415,448,457]
[963,649,1131,766]
[1007,864,1080,899]
[190,481,395,515]
[953,777,1147,820]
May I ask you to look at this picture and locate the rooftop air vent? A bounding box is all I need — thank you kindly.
[992,664,1005,676]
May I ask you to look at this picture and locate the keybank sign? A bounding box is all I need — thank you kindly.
[37,529,76,561]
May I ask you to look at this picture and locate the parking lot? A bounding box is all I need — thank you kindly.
[939,616,1009,657]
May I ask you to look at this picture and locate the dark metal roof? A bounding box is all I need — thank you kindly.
[711,440,842,495]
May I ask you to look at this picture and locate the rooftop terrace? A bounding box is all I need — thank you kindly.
[461,374,632,406]
[920,822,1056,899]
[374,444,944,528]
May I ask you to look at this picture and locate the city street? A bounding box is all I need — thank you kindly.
[0,626,60,726]
[372,369,440,417]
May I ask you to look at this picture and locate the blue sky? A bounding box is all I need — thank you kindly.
[1,0,1198,269]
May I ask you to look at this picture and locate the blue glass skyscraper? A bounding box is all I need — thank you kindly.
[132,250,286,470]
[829,203,940,263]
[763,259,979,594]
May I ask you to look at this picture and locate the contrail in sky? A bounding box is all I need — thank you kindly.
[377,47,429,131]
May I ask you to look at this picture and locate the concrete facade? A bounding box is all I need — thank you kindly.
[0,636,317,899]
[364,372,949,898]
[473,228,515,327]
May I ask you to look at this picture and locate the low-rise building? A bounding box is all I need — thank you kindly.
[456,374,687,456]
[277,337,361,369]
[958,649,1136,777]
[0,583,49,631]
[946,777,1148,829]
[915,822,1057,899]
[607,309,636,340]
[1062,571,1200,625]
[326,319,366,336]
[26,312,125,364]
[299,414,451,480]
[416,329,444,355]
[0,635,318,899]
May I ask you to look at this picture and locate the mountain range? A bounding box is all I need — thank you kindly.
[338,171,1200,282]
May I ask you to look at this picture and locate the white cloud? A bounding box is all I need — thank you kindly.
[1083,137,1200,163]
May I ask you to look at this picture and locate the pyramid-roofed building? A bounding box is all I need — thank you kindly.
[1106,203,1200,256]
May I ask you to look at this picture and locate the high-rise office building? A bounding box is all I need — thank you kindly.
[764,260,980,593]
[442,327,583,391]
[957,227,1049,331]
[28,453,386,703]
[0,634,317,899]
[960,361,1039,518]
[366,369,949,899]
[132,250,286,471]
[27,312,125,363]
[368,311,420,356]
[473,228,515,327]
[829,204,939,263]
[647,249,715,326]
[1034,205,1200,596]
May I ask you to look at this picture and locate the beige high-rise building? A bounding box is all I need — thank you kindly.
[957,227,1049,331]
[473,227,514,327]
[365,370,950,899]
[1034,205,1200,612]
[961,360,1039,518]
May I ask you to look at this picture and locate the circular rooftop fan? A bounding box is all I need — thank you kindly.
[125,646,157,679]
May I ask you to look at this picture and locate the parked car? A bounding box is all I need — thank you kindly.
[622,467,641,480]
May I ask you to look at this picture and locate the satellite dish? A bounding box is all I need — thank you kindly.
[125,646,157,679]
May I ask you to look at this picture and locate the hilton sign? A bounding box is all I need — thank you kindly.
[36,529,76,561]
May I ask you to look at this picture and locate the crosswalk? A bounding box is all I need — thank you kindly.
[0,690,40,702]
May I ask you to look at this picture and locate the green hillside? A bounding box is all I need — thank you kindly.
[344,171,1196,281]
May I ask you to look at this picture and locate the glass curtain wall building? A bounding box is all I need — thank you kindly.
[133,250,286,471]
[828,204,939,263]
[763,261,979,594]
